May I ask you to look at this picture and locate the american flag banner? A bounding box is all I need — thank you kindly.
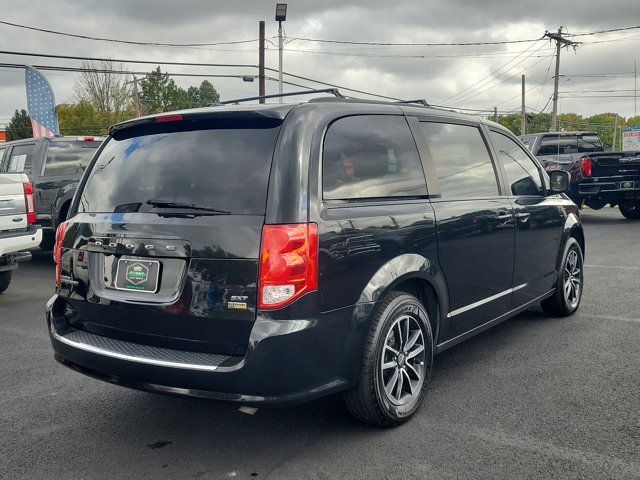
[25,65,59,137]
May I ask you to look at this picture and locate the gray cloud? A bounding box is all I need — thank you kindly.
[0,0,639,129]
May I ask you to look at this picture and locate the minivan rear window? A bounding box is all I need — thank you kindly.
[77,123,281,215]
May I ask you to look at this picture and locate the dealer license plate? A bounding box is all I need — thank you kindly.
[114,258,160,293]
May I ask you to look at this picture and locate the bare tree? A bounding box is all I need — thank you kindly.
[74,60,132,121]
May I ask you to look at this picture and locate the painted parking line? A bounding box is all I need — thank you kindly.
[585,264,640,270]
[580,314,640,324]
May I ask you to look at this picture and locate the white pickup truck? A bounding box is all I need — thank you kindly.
[0,173,42,293]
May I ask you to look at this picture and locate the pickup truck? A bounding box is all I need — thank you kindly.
[521,131,640,219]
[0,173,42,293]
[0,136,104,249]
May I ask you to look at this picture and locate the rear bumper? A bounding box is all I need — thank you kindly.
[0,225,41,257]
[575,180,640,201]
[47,293,369,406]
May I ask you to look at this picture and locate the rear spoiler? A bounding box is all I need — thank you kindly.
[109,108,291,137]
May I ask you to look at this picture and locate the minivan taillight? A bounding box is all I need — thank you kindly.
[580,157,593,177]
[54,221,68,287]
[258,223,318,309]
[22,182,36,224]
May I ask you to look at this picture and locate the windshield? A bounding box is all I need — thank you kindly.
[77,123,281,215]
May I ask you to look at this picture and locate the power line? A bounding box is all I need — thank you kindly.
[0,60,401,102]
[0,19,267,47]
[0,62,314,90]
[560,89,637,93]
[584,34,640,45]
[283,46,554,59]
[0,49,402,100]
[0,49,257,69]
[442,41,544,105]
[449,45,551,106]
[560,94,637,98]
[566,25,640,37]
[494,61,554,108]
[560,72,635,78]
[286,36,542,47]
[534,52,556,110]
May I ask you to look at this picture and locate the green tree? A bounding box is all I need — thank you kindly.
[140,67,191,113]
[196,80,220,106]
[585,113,617,150]
[6,109,32,141]
[625,116,640,128]
[140,68,220,113]
[185,81,219,108]
[526,113,551,133]
[497,113,522,135]
[74,60,132,125]
[56,101,106,135]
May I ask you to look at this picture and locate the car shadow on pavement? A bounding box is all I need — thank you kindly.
[59,306,557,477]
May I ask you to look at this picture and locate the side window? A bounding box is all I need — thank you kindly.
[578,134,604,153]
[0,148,5,167]
[6,144,36,174]
[419,122,499,198]
[322,115,427,200]
[491,131,544,196]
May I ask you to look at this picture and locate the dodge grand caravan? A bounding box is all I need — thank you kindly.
[47,95,584,426]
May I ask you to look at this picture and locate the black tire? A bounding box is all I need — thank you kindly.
[619,201,640,219]
[0,271,12,294]
[541,237,583,317]
[39,232,55,251]
[344,291,433,427]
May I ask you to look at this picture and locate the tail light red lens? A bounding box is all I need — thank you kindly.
[22,182,36,224]
[580,157,593,177]
[258,223,318,309]
[54,221,68,287]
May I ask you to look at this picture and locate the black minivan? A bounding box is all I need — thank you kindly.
[47,96,584,426]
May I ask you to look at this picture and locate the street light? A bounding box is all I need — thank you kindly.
[275,3,287,103]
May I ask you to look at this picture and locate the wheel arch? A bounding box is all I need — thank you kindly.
[52,192,75,229]
[353,253,448,345]
[561,212,585,262]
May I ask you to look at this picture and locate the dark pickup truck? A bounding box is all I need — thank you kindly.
[0,136,104,248]
[521,131,640,219]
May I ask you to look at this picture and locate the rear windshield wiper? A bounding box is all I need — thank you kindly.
[145,199,230,215]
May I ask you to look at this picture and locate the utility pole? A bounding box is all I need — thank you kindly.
[259,21,265,103]
[278,23,283,100]
[132,75,141,117]
[545,27,577,132]
[612,114,619,150]
[494,106,498,122]
[275,4,288,103]
[521,74,526,135]
[635,58,637,117]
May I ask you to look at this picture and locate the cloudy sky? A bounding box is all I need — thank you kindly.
[0,0,639,128]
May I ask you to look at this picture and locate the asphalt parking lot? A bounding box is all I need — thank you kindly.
[1,207,639,480]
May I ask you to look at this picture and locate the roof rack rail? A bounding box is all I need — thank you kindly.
[395,99,430,107]
[212,88,344,106]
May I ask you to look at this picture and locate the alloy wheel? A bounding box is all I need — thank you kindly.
[380,314,426,406]
[564,248,582,309]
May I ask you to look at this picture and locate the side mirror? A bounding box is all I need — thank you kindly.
[548,170,570,194]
